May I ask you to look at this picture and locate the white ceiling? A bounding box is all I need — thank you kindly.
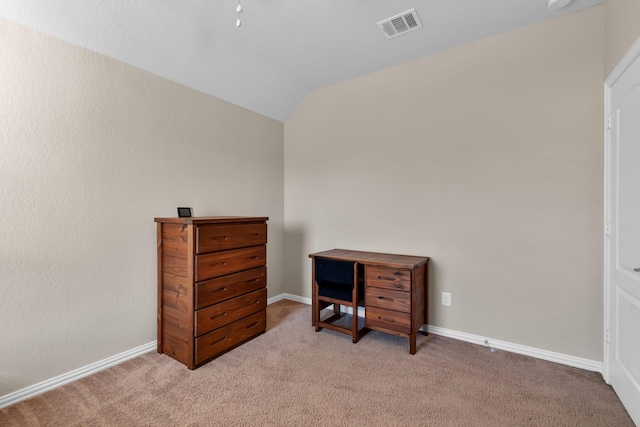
[0,0,603,122]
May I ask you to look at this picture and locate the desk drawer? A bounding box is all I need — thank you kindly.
[365,286,410,313]
[196,246,266,282]
[197,223,266,254]
[366,306,411,334]
[195,288,266,337]
[366,266,411,292]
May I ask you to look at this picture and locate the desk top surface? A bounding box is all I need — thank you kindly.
[309,249,429,269]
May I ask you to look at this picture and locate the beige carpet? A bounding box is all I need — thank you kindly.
[0,300,633,426]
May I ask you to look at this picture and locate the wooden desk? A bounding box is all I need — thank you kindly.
[310,249,430,354]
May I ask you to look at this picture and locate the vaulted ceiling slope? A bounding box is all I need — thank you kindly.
[0,0,602,122]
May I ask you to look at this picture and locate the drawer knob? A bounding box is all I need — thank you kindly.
[378,296,394,302]
[210,336,227,346]
[211,312,228,320]
[212,287,227,294]
[378,316,395,323]
[246,321,259,329]
[250,256,259,260]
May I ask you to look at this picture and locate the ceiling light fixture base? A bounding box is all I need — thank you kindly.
[548,0,571,11]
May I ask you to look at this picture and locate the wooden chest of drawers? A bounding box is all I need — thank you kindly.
[155,216,268,369]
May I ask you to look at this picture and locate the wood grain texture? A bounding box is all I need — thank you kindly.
[365,266,412,292]
[197,223,267,254]
[196,267,266,310]
[413,264,426,333]
[162,272,190,314]
[310,249,428,269]
[161,334,189,366]
[365,306,411,334]
[365,286,411,313]
[161,305,191,342]
[160,224,189,279]
[196,246,266,282]
[155,216,269,225]
[195,310,266,365]
[195,289,266,336]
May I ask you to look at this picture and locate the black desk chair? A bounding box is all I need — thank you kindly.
[313,257,368,343]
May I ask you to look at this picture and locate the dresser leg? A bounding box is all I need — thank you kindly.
[410,332,417,355]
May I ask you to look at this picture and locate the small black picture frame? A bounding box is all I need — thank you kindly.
[177,207,193,218]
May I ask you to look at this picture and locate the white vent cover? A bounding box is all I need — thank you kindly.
[377,9,423,39]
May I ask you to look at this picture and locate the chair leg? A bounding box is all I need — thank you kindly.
[317,302,340,332]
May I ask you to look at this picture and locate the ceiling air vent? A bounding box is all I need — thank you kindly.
[377,9,423,39]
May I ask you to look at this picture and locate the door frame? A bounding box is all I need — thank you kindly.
[603,34,640,384]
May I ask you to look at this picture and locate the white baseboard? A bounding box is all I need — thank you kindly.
[0,342,156,410]
[268,292,309,305]
[425,325,602,373]
[1,293,603,410]
[277,294,603,374]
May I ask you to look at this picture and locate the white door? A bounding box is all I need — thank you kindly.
[606,45,640,425]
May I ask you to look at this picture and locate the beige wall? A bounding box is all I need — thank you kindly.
[605,0,640,76]
[285,6,604,361]
[0,19,284,395]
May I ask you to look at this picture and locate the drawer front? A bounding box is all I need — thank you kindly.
[196,245,266,282]
[366,266,411,292]
[195,310,266,365]
[195,288,267,337]
[197,223,267,254]
[365,286,410,313]
[196,267,266,310]
[365,306,411,334]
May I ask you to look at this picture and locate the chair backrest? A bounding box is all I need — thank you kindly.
[314,258,355,286]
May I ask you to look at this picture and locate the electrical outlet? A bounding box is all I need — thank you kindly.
[442,292,451,306]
